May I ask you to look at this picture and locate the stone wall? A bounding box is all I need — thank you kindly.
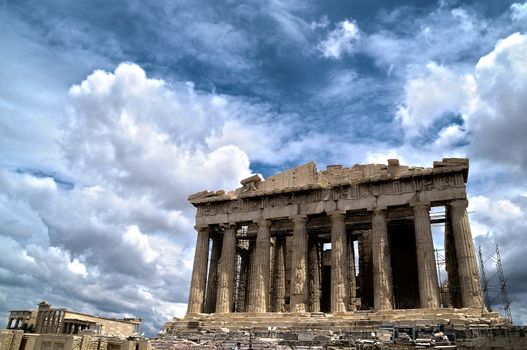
[0,330,149,350]
[63,313,135,338]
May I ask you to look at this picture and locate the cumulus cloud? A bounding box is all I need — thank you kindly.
[0,62,267,335]
[396,62,472,139]
[397,32,527,172]
[466,33,527,169]
[65,63,253,203]
[3,61,374,335]
[318,19,360,59]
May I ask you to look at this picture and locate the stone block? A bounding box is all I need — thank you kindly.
[281,333,297,340]
[297,332,314,341]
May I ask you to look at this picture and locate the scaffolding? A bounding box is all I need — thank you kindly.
[434,248,451,307]
[478,244,512,322]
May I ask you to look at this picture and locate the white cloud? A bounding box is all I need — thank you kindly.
[365,150,404,164]
[362,7,502,76]
[469,195,523,233]
[65,63,253,205]
[310,15,329,30]
[0,61,271,335]
[396,62,472,139]
[511,3,527,25]
[396,32,527,173]
[68,259,88,277]
[318,19,360,59]
[463,33,527,169]
[122,226,159,264]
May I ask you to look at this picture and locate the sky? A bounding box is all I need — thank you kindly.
[1,0,527,336]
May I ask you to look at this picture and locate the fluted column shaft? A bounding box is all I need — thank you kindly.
[330,211,348,313]
[204,235,222,313]
[247,218,271,313]
[445,206,461,307]
[371,209,394,310]
[347,234,357,311]
[187,226,210,314]
[290,216,308,312]
[273,237,287,312]
[216,224,237,313]
[413,204,440,309]
[308,236,321,312]
[450,200,483,308]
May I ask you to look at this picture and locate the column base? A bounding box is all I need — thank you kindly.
[176,307,506,333]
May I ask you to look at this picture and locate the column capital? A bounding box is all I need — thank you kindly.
[450,199,468,209]
[194,225,210,233]
[369,207,387,216]
[327,210,346,218]
[221,222,238,229]
[411,202,431,210]
[253,217,271,227]
[290,215,307,223]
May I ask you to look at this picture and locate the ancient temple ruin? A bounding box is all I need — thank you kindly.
[177,158,493,330]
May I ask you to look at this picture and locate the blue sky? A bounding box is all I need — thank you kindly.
[1,0,527,336]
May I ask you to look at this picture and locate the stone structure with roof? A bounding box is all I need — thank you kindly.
[166,158,503,332]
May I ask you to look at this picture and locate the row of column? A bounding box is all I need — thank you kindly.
[187,199,482,314]
[35,310,64,334]
[63,321,91,334]
[7,318,25,329]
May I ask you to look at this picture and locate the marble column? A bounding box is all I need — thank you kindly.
[330,211,348,313]
[445,206,462,308]
[371,209,394,310]
[216,224,237,313]
[308,236,321,312]
[247,218,271,313]
[449,199,483,308]
[245,240,256,310]
[290,215,308,313]
[413,203,440,309]
[187,226,210,314]
[273,237,287,312]
[235,245,250,313]
[204,235,222,313]
[347,234,357,311]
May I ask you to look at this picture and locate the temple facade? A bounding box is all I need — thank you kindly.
[185,158,483,317]
[6,301,142,337]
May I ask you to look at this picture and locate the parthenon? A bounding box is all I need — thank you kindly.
[184,158,485,322]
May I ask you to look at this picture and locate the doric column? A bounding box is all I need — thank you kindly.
[371,209,394,310]
[204,235,222,313]
[187,226,210,314]
[347,234,357,311]
[273,237,287,312]
[308,236,321,312]
[413,203,440,309]
[245,240,256,309]
[234,242,250,312]
[216,224,237,313]
[330,211,348,313]
[44,311,51,334]
[445,206,461,307]
[449,200,483,308]
[290,215,308,313]
[247,218,271,313]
